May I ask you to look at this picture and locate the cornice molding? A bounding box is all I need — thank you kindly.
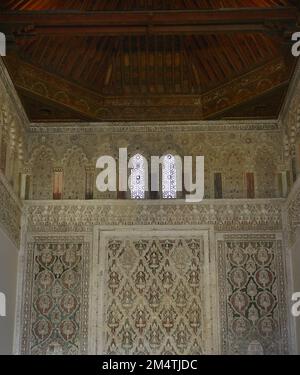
[24,197,284,207]
[28,119,279,134]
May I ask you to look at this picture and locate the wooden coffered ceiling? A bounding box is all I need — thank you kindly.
[0,0,299,122]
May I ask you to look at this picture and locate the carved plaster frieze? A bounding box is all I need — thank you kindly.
[25,199,283,234]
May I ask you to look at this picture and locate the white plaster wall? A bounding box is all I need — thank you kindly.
[0,227,18,354]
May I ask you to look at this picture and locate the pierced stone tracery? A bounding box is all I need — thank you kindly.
[130,154,146,199]
[162,154,177,199]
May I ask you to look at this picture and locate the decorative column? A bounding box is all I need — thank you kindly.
[85,166,94,200]
[53,167,63,200]
[19,167,31,200]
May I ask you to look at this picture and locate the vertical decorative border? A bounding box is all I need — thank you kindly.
[217,232,289,354]
[17,233,92,354]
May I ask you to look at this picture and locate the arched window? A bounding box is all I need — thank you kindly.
[130,154,146,199]
[162,154,177,199]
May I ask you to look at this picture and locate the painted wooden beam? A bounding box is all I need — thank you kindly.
[0,8,298,36]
